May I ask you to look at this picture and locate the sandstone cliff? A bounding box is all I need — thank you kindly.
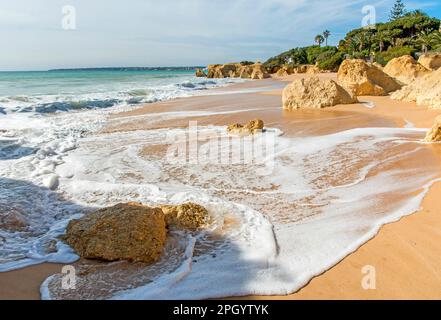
[418,53,441,71]
[391,67,441,109]
[206,62,269,80]
[337,59,401,96]
[383,55,429,85]
[282,77,357,110]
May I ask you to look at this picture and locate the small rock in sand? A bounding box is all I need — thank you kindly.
[227,119,265,136]
[160,202,210,231]
[0,206,28,232]
[424,115,441,142]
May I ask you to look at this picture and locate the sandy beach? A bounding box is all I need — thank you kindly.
[1,74,440,300]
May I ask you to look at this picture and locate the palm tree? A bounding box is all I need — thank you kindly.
[323,30,331,46]
[416,30,433,53]
[315,34,325,47]
[430,31,441,50]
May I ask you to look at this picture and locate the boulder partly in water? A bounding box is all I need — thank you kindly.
[63,203,167,263]
[227,119,265,136]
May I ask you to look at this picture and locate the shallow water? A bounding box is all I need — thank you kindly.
[43,120,437,300]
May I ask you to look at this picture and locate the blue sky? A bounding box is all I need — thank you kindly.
[1,0,440,71]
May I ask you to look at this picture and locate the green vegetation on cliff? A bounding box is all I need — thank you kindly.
[264,2,440,71]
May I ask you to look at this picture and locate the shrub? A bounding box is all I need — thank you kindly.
[317,51,345,71]
[375,46,416,65]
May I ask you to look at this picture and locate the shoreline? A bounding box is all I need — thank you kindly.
[1,75,441,300]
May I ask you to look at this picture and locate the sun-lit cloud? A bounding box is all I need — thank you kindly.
[0,0,439,70]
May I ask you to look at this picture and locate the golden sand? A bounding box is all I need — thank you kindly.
[1,75,440,300]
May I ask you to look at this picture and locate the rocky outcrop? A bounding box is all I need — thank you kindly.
[305,65,320,74]
[337,59,402,96]
[227,119,265,136]
[391,68,441,109]
[276,66,293,77]
[160,203,209,231]
[424,115,441,142]
[418,53,441,71]
[282,77,357,110]
[195,68,207,77]
[291,65,319,74]
[250,63,270,79]
[207,62,269,80]
[383,55,429,85]
[63,203,167,263]
[63,202,211,263]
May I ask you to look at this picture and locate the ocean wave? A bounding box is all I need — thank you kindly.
[0,77,242,115]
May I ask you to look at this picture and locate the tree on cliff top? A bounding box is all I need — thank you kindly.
[390,0,407,21]
[315,35,325,47]
[323,30,331,46]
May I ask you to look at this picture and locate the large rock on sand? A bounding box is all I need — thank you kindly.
[337,59,401,96]
[383,55,429,85]
[418,53,441,71]
[391,68,441,109]
[424,115,441,142]
[282,77,357,110]
[64,203,167,263]
[227,119,265,136]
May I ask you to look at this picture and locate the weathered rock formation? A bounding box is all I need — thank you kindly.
[227,119,265,136]
[63,203,167,263]
[418,53,441,71]
[160,202,209,231]
[424,115,441,142]
[206,62,269,80]
[195,68,207,77]
[391,68,441,109]
[250,63,270,79]
[282,77,357,110]
[337,59,401,96]
[276,66,293,77]
[63,202,211,263]
[383,55,429,85]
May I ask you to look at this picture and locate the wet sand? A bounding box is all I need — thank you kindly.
[1,75,441,300]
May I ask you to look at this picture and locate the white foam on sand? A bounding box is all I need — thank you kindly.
[37,122,438,300]
[1,78,438,299]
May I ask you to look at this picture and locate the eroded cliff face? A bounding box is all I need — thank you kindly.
[282,77,357,110]
[337,59,402,96]
[202,62,270,80]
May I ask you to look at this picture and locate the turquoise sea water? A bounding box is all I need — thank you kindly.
[0,69,234,113]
